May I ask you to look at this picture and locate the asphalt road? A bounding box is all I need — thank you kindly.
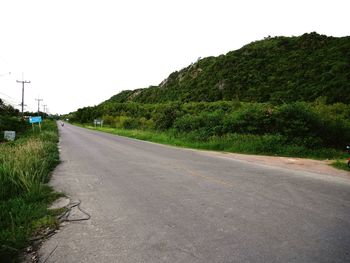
[39,123,350,263]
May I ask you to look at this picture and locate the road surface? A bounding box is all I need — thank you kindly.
[39,123,350,262]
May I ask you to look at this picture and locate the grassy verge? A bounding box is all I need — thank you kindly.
[331,160,350,172]
[0,120,61,262]
[78,124,346,161]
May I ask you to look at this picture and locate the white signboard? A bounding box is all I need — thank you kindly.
[94,119,103,127]
[4,131,16,141]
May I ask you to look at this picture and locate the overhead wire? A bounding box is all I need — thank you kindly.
[0,93,23,111]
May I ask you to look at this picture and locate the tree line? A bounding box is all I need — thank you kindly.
[68,100,350,151]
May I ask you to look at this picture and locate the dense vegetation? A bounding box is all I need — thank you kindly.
[69,100,350,158]
[0,98,55,141]
[0,99,27,140]
[108,33,350,105]
[0,99,61,261]
[0,121,60,262]
[67,33,350,159]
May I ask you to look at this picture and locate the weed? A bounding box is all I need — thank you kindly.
[0,120,60,262]
[331,160,350,172]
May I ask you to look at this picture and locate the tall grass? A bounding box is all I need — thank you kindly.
[83,125,343,160]
[0,121,60,262]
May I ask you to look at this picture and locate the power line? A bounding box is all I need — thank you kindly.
[0,91,20,104]
[2,98,19,107]
[16,79,31,115]
[1,98,18,108]
[0,92,23,111]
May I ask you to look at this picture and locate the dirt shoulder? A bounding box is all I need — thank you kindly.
[201,151,350,178]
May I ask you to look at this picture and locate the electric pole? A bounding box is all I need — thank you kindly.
[35,98,43,116]
[16,79,30,115]
[43,104,47,118]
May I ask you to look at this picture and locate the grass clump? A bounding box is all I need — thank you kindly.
[331,160,350,172]
[0,120,60,262]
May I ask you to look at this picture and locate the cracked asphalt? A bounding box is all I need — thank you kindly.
[39,123,350,263]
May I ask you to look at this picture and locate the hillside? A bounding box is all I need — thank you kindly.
[107,32,350,105]
[69,32,350,157]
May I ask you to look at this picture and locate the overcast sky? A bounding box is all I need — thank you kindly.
[0,0,349,114]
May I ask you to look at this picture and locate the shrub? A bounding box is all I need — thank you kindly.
[223,104,273,134]
[139,117,154,130]
[153,103,181,130]
[102,115,115,126]
[272,103,322,139]
[0,116,27,133]
[118,116,139,129]
[173,114,202,132]
[174,110,225,139]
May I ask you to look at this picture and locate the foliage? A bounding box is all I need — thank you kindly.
[331,160,350,171]
[71,100,350,156]
[106,33,350,105]
[0,116,27,136]
[0,99,20,116]
[0,99,29,140]
[174,110,225,140]
[66,32,350,160]
[85,125,342,160]
[152,102,181,130]
[0,121,60,262]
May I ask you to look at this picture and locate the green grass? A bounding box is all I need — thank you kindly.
[0,120,61,262]
[331,160,350,172]
[79,124,345,160]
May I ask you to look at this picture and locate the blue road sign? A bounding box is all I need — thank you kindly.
[29,116,42,124]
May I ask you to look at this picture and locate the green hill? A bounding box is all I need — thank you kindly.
[107,32,350,105]
[69,33,350,157]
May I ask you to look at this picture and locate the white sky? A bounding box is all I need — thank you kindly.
[0,0,349,114]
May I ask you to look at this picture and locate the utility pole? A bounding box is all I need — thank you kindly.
[35,98,43,116]
[43,104,47,118]
[16,79,30,115]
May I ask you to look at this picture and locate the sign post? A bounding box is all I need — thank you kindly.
[4,131,16,141]
[94,119,103,128]
[29,116,42,131]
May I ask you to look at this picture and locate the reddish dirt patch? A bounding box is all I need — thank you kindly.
[202,151,350,178]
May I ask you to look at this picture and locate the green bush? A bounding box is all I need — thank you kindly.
[115,116,135,129]
[139,117,154,130]
[174,110,225,140]
[102,115,115,126]
[223,104,273,134]
[273,103,322,139]
[312,102,350,147]
[0,116,28,136]
[173,114,203,132]
[153,103,181,130]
